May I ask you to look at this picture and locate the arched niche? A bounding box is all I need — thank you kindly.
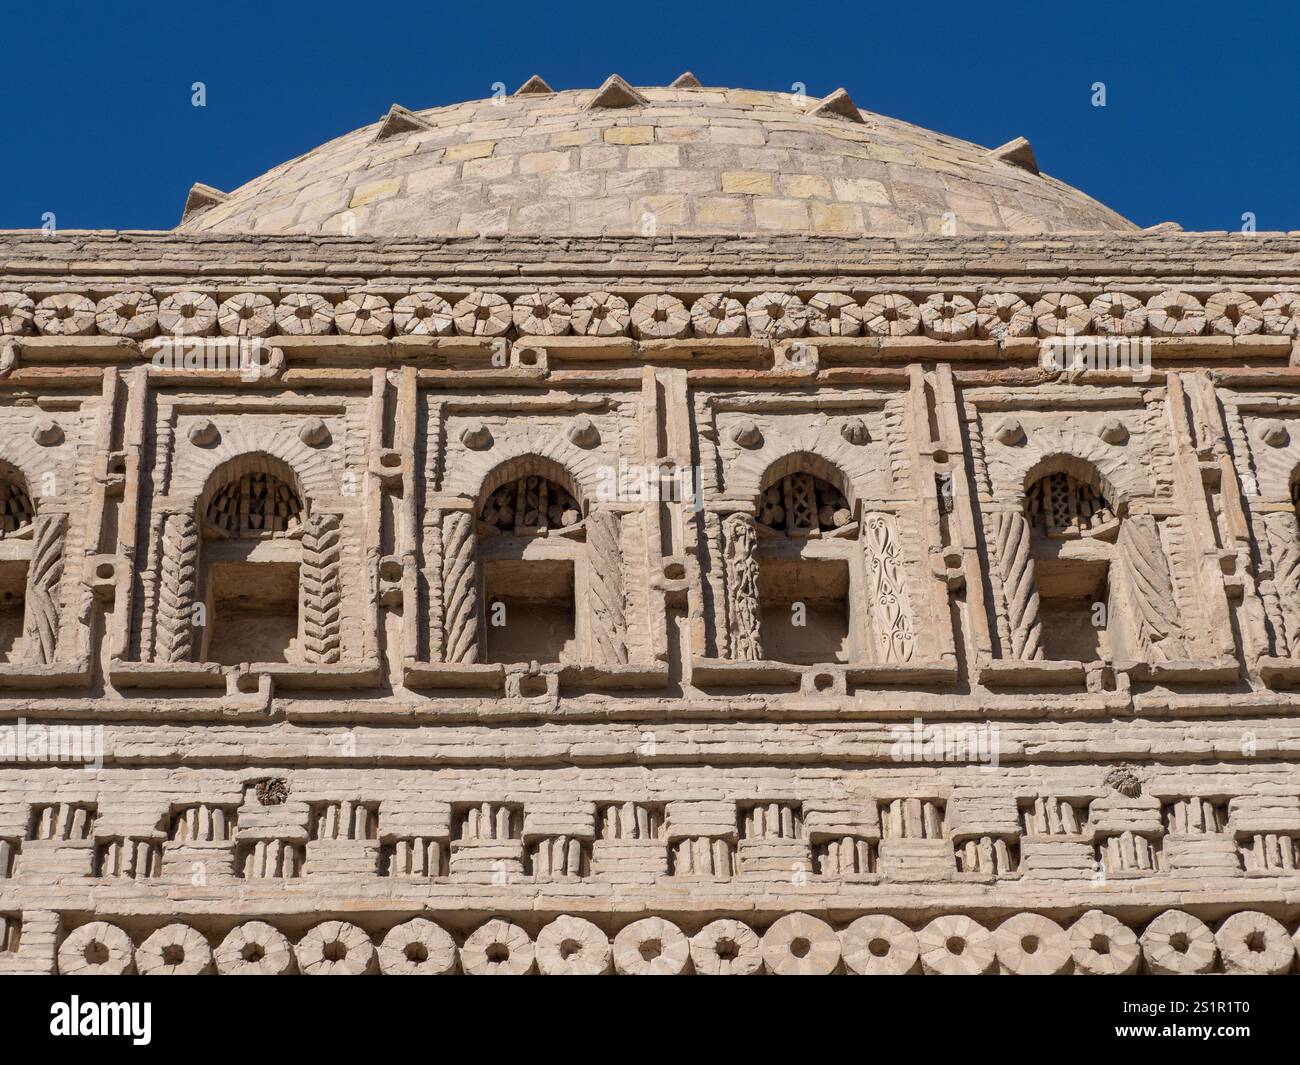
[0,461,36,661]
[477,455,584,537]
[1023,458,1120,541]
[1020,457,1119,662]
[0,461,34,538]
[167,453,320,667]
[745,455,861,664]
[468,455,593,665]
[198,453,306,540]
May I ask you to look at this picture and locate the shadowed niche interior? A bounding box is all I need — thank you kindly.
[1025,466,1118,661]
[198,457,306,665]
[0,468,34,662]
[755,468,855,664]
[478,469,583,664]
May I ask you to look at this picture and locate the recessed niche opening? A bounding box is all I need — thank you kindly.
[518,674,549,698]
[0,560,28,663]
[758,557,849,664]
[1034,557,1110,662]
[483,558,575,664]
[204,560,300,666]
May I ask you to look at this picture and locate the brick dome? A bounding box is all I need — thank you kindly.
[179,77,1136,238]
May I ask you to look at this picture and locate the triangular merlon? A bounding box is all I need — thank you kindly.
[670,71,701,88]
[515,74,554,95]
[989,136,1039,174]
[374,104,429,142]
[587,74,647,110]
[180,183,227,224]
[807,87,864,123]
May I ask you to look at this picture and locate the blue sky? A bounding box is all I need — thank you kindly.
[3,0,1295,232]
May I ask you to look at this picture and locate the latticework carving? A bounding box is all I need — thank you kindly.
[1026,471,1115,537]
[723,512,762,660]
[757,473,850,534]
[301,511,343,664]
[440,510,480,663]
[1114,514,1188,661]
[0,477,33,535]
[21,511,66,664]
[991,510,1043,660]
[154,512,198,664]
[862,512,916,662]
[585,508,627,665]
[205,471,302,537]
[480,475,580,534]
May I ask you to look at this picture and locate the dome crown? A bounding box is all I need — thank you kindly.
[181,82,1134,237]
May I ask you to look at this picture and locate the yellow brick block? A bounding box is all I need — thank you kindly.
[603,126,654,145]
[349,179,400,209]
[812,202,862,233]
[551,129,597,147]
[721,171,774,196]
[444,141,495,162]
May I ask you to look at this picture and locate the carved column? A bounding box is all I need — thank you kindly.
[153,511,198,663]
[22,511,67,665]
[586,507,627,665]
[440,509,480,663]
[701,510,728,658]
[722,512,762,661]
[989,509,1043,660]
[862,512,916,663]
[1258,509,1300,657]
[300,511,343,664]
[424,510,445,663]
[1114,514,1188,662]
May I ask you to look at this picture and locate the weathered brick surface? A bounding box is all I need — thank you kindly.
[2,82,1300,975]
